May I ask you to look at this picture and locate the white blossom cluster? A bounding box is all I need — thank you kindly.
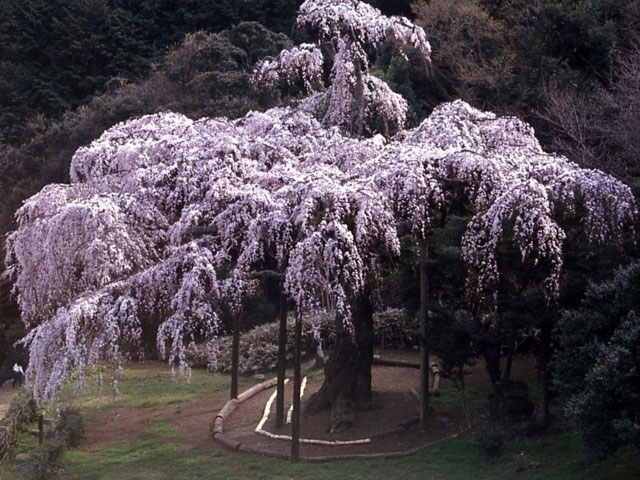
[254,0,430,137]
[252,43,325,93]
[4,1,637,402]
[297,0,431,61]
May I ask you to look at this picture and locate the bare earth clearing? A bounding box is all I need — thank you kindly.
[73,354,526,457]
[79,391,226,452]
[75,366,461,457]
[225,365,465,457]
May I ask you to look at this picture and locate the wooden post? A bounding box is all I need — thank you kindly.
[291,310,302,462]
[38,414,43,445]
[534,318,552,429]
[231,313,241,400]
[276,293,288,428]
[419,239,430,430]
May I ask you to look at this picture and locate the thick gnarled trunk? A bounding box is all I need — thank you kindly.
[483,345,502,391]
[306,293,374,432]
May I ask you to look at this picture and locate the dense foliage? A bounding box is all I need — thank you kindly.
[0,21,290,249]
[555,263,640,458]
[0,0,300,146]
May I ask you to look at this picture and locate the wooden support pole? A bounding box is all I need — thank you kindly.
[291,310,302,462]
[231,313,241,400]
[38,414,44,445]
[276,293,288,428]
[419,239,430,430]
[535,318,552,429]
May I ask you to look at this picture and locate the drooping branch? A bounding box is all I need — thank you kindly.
[252,43,325,93]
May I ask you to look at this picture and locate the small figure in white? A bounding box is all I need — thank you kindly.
[12,363,25,388]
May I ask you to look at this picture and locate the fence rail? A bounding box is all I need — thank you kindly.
[0,397,33,464]
[0,426,7,464]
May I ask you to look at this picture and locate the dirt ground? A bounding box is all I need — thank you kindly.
[79,390,229,452]
[224,365,466,457]
[79,363,470,459]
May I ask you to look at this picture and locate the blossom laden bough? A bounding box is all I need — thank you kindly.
[255,0,432,137]
[297,0,431,61]
[252,43,325,93]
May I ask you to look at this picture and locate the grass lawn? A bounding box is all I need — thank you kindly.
[1,361,638,479]
[60,428,637,480]
[54,364,232,410]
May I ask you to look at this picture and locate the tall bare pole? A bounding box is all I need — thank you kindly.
[230,313,240,400]
[276,293,288,428]
[419,239,430,430]
[291,309,302,462]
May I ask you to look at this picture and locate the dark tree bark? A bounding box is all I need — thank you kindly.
[483,345,502,391]
[38,414,44,445]
[533,319,553,429]
[306,291,374,432]
[503,335,516,382]
[230,313,240,400]
[275,293,288,428]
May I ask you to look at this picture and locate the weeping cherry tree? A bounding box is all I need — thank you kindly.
[5,1,636,442]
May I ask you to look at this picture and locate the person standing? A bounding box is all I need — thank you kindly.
[12,363,24,388]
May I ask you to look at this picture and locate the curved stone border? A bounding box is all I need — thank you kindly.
[212,373,456,461]
[372,355,420,369]
[255,383,372,446]
[286,376,307,424]
[211,377,278,438]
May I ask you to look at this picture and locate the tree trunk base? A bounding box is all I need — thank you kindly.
[305,362,374,432]
[305,293,374,432]
[329,395,355,433]
[488,380,534,423]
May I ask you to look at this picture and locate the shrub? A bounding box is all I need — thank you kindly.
[473,420,505,458]
[187,313,335,374]
[17,406,84,479]
[0,390,36,427]
[19,439,65,480]
[187,308,420,374]
[555,263,640,459]
[54,407,85,448]
[373,308,419,349]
